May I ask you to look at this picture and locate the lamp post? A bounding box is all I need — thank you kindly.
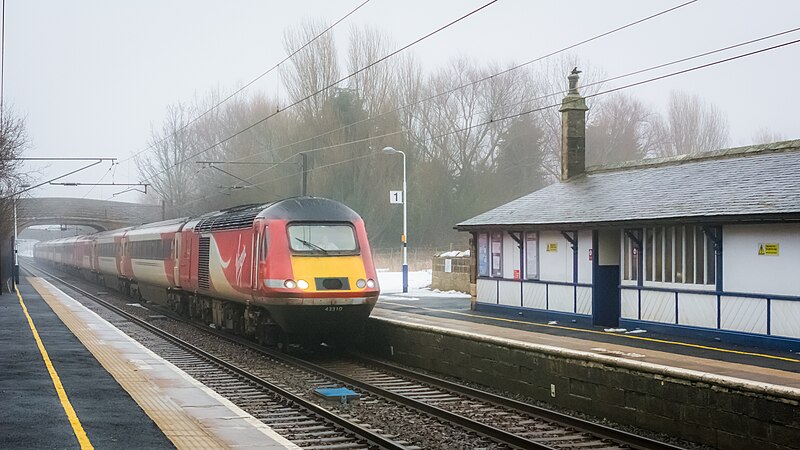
[381,146,408,293]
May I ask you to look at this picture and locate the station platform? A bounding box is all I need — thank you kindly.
[373,294,800,390]
[1,276,298,450]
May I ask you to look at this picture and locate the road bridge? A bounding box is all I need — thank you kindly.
[16,197,163,232]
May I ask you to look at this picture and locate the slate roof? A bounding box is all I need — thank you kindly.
[456,139,800,230]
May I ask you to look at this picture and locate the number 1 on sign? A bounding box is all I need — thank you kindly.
[390,190,403,204]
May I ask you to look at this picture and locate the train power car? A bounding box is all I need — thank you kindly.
[34,197,381,345]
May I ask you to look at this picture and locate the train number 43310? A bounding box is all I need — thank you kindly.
[324,306,344,312]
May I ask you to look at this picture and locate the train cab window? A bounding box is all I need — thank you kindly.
[288,223,357,253]
[259,227,269,262]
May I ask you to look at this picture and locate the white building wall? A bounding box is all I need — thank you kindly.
[621,289,638,319]
[476,278,496,304]
[498,280,521,306]
[723,223,800,297]
[539,231,571,283]
[771,300,800,339]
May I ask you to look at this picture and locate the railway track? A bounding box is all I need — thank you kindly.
[22,263,404,450]
[26,261,687,450]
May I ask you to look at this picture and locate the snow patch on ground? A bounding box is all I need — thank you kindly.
[626,329,647,334]
[377,270,471,298]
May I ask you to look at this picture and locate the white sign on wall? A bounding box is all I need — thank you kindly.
[389,190,403,204]
[444,258,452,273]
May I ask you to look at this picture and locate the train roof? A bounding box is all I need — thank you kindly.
[258,197,361,222]
[125,217,190,237]
[187,197,361,233]
[36,197,362,243]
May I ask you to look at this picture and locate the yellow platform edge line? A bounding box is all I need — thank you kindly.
[16,284,94,450]
[381,301,800,364]
[28,277,229,450]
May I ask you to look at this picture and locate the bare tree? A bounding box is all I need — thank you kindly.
[651,90,730,157]
[751,127,785,145]
[136,103,200,218]
[347,25,398,117]
[0,108,29,234]
[586,92,660,165]
[282,21,340,122]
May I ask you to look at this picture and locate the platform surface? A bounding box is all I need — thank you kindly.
[1,276,299,449]
[374,295,800,390]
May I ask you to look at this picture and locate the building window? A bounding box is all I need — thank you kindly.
[622,231,639,281]
[525,232,539,280]
[491,231,503,277]
[643,226,715,286]
[477,233,489,277]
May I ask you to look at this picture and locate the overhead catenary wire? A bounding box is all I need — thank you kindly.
[116,0,373,169]
[171,34,800,213]
[178,0,702,190]
[124,0,502,198]
[198,0,701,173]
[81,162,117,199]
[195,26,800,192]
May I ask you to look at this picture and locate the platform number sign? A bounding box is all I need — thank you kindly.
[389,190,404,204]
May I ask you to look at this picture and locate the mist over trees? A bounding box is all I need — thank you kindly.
[138,24,735,247]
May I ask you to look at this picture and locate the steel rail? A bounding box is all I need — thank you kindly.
[21,264,405,450]
[122,299,561,450]
[346,354,685,450]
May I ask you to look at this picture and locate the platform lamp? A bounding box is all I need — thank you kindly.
[381,146,408,293]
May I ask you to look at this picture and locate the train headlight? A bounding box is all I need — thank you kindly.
[284,279,297,289]
[356,279,366,289]
[297,279,309,290]
[366,279,376,288]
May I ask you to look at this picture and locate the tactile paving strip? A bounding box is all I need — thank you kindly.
[29,277,298,450]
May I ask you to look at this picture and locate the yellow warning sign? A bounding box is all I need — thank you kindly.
[758,243,779,256]
[546,243,558,252]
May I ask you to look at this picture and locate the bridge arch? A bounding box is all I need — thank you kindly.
[17,197,163,234]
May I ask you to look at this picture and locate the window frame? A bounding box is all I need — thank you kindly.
[286,222,359,255]
[639,225,716,287]
[477,233,489,277]
[525,231,539,280]
[490,231,503,278]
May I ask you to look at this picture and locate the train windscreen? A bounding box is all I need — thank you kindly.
[288,223,357,253]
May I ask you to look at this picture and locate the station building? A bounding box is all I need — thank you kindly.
[456,72,800,349]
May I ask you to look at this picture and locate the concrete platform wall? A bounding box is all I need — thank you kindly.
[360,318,800,450]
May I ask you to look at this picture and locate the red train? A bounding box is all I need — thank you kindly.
[34,197,380,344]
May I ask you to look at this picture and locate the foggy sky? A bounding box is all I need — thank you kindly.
[6,0,800,201]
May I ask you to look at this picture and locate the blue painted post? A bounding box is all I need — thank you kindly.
[675,291,679,324]
[767,298,771,335]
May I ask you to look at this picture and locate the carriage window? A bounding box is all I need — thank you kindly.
[288,224,357,253]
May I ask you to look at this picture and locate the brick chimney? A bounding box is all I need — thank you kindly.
[559,69,589,181]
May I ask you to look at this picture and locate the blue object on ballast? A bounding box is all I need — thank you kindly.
[314,387,360,401]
